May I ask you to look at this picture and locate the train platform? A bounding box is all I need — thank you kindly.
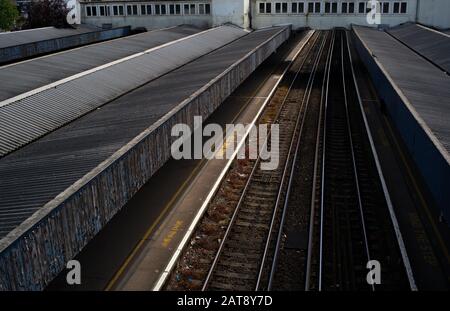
[0,25,131,64]
[0,25,291,290]
[352,25,450,224]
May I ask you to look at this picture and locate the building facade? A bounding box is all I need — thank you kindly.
[79,0,450,30]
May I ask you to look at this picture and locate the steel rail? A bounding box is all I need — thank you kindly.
[201,32,323,291]
[318,30,336,292]
[262,32,331,291]
[304,30,335,291]
[318,31,374,291]
[339,33,374,291]
[344,31,417,291]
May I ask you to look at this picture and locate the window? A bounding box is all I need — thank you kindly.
[325,1,337,13]
[183,3,195,14]
[358,2,365,13]
[382,2,389,14]
[342,2,350,13]
[332,2,337,13]
[141,5,146,15]
[199,3,209,15]
[393,2,400,13]
[308,2,320,13]
[275,3,281,13]
[349,2,355,13]
[99,5,105,16]
[91,6,97,16]
[155,4,166,15]
[169,4,175,14]
[127,4,138,16]
[259,2,265,13]
[400,2,407,13]
[315,2,320,13]
[292,2,298,13]
[298,2,304,13]
[147,5,152,15]
[259,2,272,14]
[86,6,92,16]
[292,2,305,14]
[112,5,124,16]
[205,3,210,14]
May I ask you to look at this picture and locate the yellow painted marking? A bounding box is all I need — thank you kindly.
[104,161,205,291]
[162,220,184,248]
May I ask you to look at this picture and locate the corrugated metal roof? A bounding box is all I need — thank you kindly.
[0,25,202,101]
[353,26,450,155]
[0,25,247,158]
[0,27,283,240]
[0,25,100,49]
[387,23,450,73]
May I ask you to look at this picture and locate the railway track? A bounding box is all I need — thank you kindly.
[318,31,372,290]
[201,32,329,291]
[165,29,415,291]
[263,30,414,291]
[311,30,412,290]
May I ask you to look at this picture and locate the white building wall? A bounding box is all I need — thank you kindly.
[79,0,449,30]
[211,0,248,28]
[417,0,450,29]
[82,1,212,29]
[252,0,417,29]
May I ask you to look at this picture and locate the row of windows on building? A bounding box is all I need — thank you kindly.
[85,3,211,17]
[258,1,408,14]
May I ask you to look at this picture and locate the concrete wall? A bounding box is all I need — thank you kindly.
[417,0,450,29]
[0,26,290,291]
[212,0,248,28]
